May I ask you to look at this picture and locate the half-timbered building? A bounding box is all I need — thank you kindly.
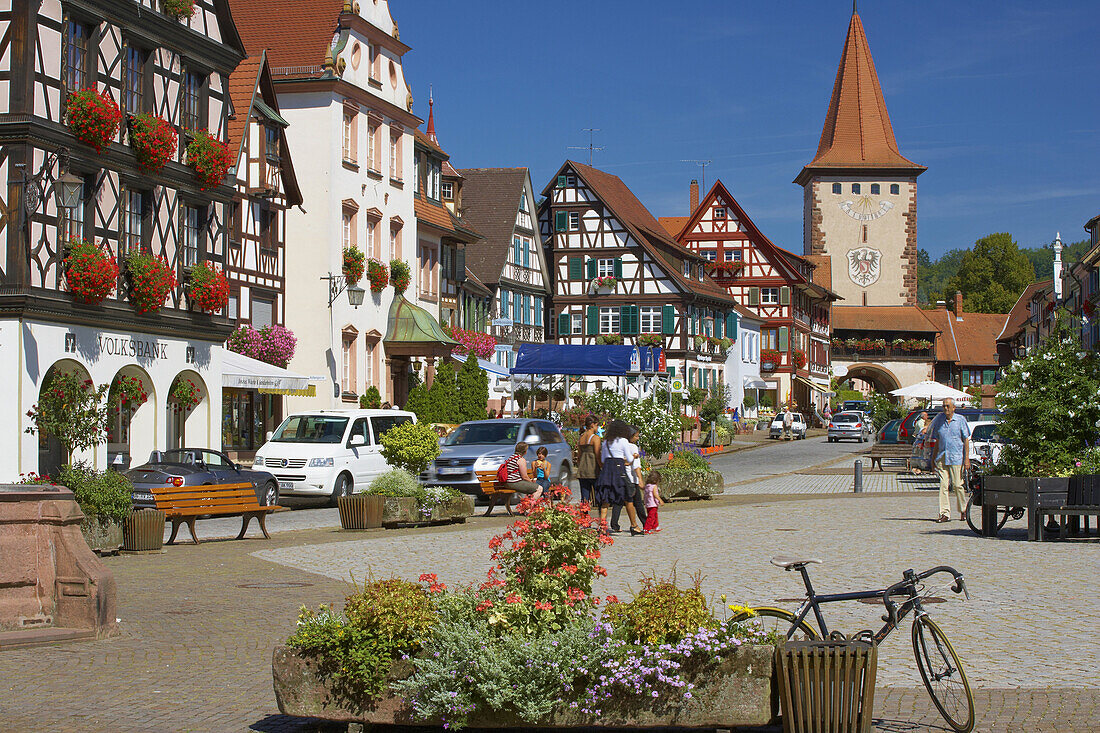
[221,49,304,458]
[540,162,738,392]
[457,166,551,373]
[662,180,838,415]
[0,0,245,478]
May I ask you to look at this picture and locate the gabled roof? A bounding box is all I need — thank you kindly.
[547,162,735,305]
[228,0,344,73]
[796,12,925,184]
[948,311,1009,366]
[454,167,531,286]
[832,305,940,333]
[997,280,1051,341]
[658,216,688,238]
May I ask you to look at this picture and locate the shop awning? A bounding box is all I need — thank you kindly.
[794,375,828,393]
[221,349,316,395]
[744,376,768,390]
[383,296,458,358]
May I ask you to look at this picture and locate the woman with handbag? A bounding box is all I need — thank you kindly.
[576,416,601,506]
[594,420,644,536]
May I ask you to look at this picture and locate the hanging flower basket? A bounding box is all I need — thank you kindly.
[168,376,201,412]
[389,259,410,293]
[366,258,388,293]
[187,260,230,313]
[64,238,119,305]
[66,89,122,153]
[185,130,233,190]
[343,247,365,286]
[128,113,177,173]
[162,0,196,19]
[125,250,177,313]
[761,349,782,370]
[227,324,297,368]
[791,350,806,369]
[111,374,148,409]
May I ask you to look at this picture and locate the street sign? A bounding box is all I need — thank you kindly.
[670,378,685,392]
[492,318,513,328]
[494,344,512,352]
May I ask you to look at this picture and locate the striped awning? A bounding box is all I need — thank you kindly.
[221,348,316,393]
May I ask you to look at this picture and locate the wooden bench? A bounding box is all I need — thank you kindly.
[151,482,275,545]
[476,470,516,517]
[868,443,913,471]
[1033,478,1100,541]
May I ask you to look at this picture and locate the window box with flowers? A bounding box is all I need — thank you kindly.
[342,247,365,286]
[366,258,388,293]
[637,333,663,347]
[168,375,202,412]
[125,250,177,313]
[693,335,706,351]
[791,350,806,369]
[450,328,496,360]
[590,276,617,293]
[127,113,177,173]
[64,238,119,305]
[162,0,196,20]
[227,324,297,368]
[761,349,782,371]
[595,334,623,345]
[66,89,122,153]
[389,259,410,293]
[186,260,230,313]
[185,130,233,190]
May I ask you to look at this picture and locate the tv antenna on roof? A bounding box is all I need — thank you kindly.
[681,159,712,192]
[568,128,604,165]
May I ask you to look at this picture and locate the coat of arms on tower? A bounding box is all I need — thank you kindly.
[847,247,881,287]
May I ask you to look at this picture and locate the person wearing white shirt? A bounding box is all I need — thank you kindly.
[594,420,645,535]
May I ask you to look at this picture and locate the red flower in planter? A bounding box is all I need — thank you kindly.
[185,130,233,190]
[389,259,410,293]
[343,247,366,285]
[366,258,388,293]
[128,113,177,173]
[162,0,196,19]
[64,238,119,305]
[187,261,230,313]
[66,89,122,153]
[125,250,177,313]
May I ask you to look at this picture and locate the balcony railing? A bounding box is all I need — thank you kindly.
[503,263,540,285]
[831,345,934,360]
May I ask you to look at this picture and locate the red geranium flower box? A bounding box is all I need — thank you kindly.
[66,89,122,153]
[128,113,177,173]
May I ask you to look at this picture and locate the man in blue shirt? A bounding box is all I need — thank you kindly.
[928,398,971,522]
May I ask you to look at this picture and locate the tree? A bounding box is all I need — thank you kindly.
[359,385,382,409]
[25,371,113,465]
[378,419,441,475]
[456,357,489,422]
[947,233,1034,314]
[868,392,903,431]
[404,384,429,420]
[425,360,459,424]
[699,384,733,424]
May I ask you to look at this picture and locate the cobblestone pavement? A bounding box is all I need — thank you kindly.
[726,471,937,494]
[710,434,868,481]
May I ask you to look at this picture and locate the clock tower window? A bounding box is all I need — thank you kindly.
[870,184,880,195]
[832,183,842,194]
[851,183,861,194]
[890,184,900,195]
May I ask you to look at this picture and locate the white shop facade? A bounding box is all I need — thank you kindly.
[1,318,224,480]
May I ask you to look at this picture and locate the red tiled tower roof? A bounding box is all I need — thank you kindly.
[796,12,924,184]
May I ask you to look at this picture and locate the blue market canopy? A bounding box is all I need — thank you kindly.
[510,344,662,377]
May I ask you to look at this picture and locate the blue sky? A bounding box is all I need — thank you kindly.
[399,1,1100,258]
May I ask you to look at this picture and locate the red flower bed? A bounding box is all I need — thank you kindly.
[126,250,177,313]
[128,113,177,173]
[185,130,233,190]
[64,238,118,305]
[187,260,230,313]
[66,89,122,153]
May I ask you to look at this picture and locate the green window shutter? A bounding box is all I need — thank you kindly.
[586,305,598,335]
[623,305,638,334]
[557,312,570,337]
[554,211,567,232]
[749,287,760,306]
[780,286,791,306]
[668,366,676,377]
[556,175,567,188]
[586,259,596,279]
[779,326,789,351]
[688,367,695,386]
[619,305,628,334]
[568,256,583,281]
[613,257,623,279]
[662,304,675,335]
[727,312,738,341]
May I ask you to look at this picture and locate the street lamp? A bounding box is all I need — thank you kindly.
[16,147,81,222]
[322,272,365,308]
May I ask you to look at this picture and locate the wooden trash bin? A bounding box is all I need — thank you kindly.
[123,509,166,551]
[338,494,385,530]
[776,638,878,733]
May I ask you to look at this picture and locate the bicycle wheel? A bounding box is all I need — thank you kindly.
[912,615,975,732]
[731,607,818,641]
[964,495,1009,536]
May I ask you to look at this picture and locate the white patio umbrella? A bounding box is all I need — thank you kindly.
[889,380,973,406]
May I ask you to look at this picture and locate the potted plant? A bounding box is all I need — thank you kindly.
[162,0,196,19]
[693,335,705,350]
[127,113,177,173]
[594,334,622,345]
[761,349,782,371]
[186,260,230,313]
[185,130,233,190]
[58,463,132,554]
[359,386,382,409]
[110,374,148,410]
[64,238,119,305]
[389,258,410,293]
[590,275,617,292]
[342,246,365,286]
[227,324,298,368]
[637,333,662,347]
[66,88,122,152]
[125,250,177,313]
[366,258,388,293]
[168,375,202,412]
[450,328,496,360]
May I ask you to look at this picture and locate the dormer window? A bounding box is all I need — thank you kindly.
[265,126,280,163]
[441,181,453,201]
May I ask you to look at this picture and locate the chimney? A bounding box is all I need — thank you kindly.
[689,179,699,214]
[1053,232,1064,301]
[954,291,963,321]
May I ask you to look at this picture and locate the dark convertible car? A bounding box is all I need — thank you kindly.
[124,449,280,508]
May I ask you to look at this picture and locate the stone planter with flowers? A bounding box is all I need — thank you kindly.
[64,238,119,305]
[66,89,122,153]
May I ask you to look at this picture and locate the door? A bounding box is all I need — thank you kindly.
[346,418,372,487]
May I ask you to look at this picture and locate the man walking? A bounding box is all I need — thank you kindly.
[927,398,970,522]
[782,407,793,440]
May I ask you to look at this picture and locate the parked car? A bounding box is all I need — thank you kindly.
[897,407,1003,443]
[877,418,902,444]
[828,411,872,443]
[841,399,870,414]
[125,448,280,509]
[421,418,572,497]
[968,420,1005,464]
[253,409,415,504]
[769,413,807,440]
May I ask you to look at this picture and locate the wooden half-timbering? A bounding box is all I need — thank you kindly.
[538,161,738,389]
[224,51,302,328]
[0,0,244,334]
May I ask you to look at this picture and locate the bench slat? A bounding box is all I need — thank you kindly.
[157,496,260,510]
[167,505,266,517]
[151,482,254,495]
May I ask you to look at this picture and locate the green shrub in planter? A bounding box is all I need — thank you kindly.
[377,420,440,475]
[366,469,420,497]
[57,463,132,522]
[605,571,716,644]
[667,450,709,470]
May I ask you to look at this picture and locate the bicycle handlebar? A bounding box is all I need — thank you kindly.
[882,566,967,625]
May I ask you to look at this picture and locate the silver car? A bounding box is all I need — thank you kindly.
[828,411,871,443]
[421,419,573,497]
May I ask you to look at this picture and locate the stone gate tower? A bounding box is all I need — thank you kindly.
[796,9,925,306]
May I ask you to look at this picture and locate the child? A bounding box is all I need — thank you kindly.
[642,470,664,533]
[532,446,552,492]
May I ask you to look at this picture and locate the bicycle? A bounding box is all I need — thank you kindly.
[732,557,975,732]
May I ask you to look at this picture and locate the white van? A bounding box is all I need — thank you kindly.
[253,409,415,504]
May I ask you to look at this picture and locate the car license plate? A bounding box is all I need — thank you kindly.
[438,467,466,475]
[279,481,293,490]
[133,492,154,502]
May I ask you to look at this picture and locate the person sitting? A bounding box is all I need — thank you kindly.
[531,446,552,493]
[500,443,543,503]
